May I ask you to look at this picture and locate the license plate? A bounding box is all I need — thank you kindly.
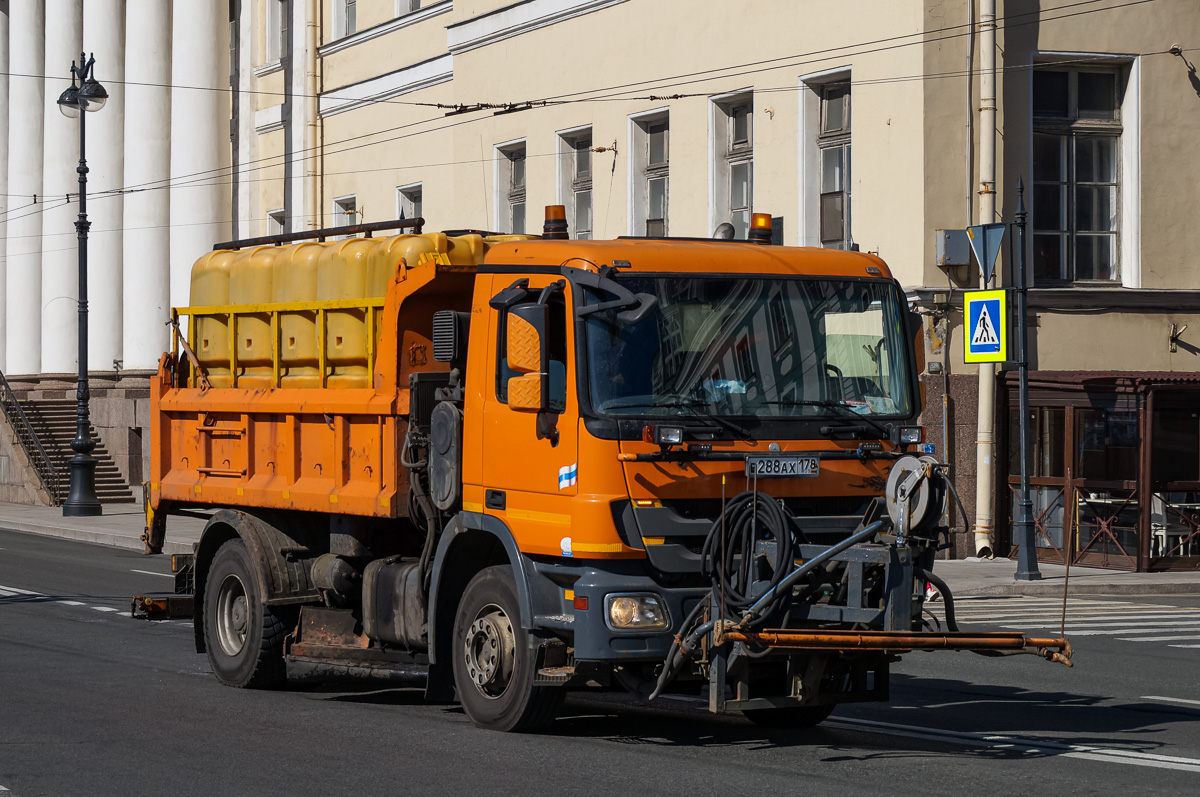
[745,456,820,478]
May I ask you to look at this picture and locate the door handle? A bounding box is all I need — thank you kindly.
[485,489,506,511]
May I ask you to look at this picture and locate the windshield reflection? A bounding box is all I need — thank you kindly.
[583,276,913,419]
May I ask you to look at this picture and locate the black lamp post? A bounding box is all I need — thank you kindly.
[58,53,108,517]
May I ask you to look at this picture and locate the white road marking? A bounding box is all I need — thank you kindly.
[130,569,174,579]
[58,600,84,606]
[829,716,1200,773]
[92,606,120,613]
[1169,644,1200,649]
[1144,695,1200,707]
[1018,624,1200,636]
[951,612,1193,624]
[1116,634,1200,642]
[1002,619,1200,630]
[0,584,42,595]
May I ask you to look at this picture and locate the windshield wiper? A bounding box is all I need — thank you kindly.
[598,397,752,439]
[656,398,752,440]
[760,400,890,437]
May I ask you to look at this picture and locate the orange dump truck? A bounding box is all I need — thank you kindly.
[147,211,1071,732]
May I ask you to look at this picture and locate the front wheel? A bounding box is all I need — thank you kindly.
[203,539,291,688]
[451,566,564,732]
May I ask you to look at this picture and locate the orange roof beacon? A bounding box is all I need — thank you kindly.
[145,209,1071,733]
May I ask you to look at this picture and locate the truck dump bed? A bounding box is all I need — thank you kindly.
[149,231,528,519]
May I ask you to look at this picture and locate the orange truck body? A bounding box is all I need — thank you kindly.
[146,217,983,733]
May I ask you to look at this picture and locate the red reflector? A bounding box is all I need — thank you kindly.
[642,425,655,444]
[573,596,589,611]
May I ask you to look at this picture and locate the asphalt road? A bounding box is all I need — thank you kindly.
[2,528,1199,796]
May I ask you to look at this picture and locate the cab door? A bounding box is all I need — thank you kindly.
[481,276,579,558]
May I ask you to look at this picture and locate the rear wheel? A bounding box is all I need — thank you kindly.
[203,539,291,688]
[451,566,564,732]
[742,704,835,728]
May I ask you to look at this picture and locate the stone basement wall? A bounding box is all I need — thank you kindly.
[5,371,153,505]
[0,413,54,505]
[918,372,1004,560]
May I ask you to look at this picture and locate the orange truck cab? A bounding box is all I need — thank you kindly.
[147,212,1071,733]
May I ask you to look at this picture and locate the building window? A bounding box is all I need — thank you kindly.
[631,112,669,236]
[266,0,288,63]
[712,94,753,238]
[497,142,526,234]
[268,209,286,236]
[1032,67,1124,283]
[398,0,422,14]
[397,183,422,221]
[335,0,356,38]
[559,128,593,239]
[333,195,357,237]
[818,83,851,249]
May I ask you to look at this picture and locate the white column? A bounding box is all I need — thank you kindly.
[83,1,125,372]
[5,1,45,375]
[0,2,10,371]
[169,0,229,310]
[122,0,172,370]
[40,0,83,375]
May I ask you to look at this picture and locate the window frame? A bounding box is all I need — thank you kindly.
[495,140,527,235]
[396,182,423,222]
[333,195,358,238]
[817,82,852,250]
[267,209,286,236]
[265,0,288,64]
[1031,64,1126,285]
[710,91,754,238]
[563,129,593,239]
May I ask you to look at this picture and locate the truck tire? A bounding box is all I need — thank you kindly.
[203,539,291,689]
[451,566,564,732]
[741,704,835,728]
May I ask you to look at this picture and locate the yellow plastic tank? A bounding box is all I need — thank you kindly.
[274,242,323,388]
[188,249,240,388]
[318,237,377,388]
[228,245,279,388]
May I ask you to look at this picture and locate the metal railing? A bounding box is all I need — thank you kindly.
[0,369,62,504]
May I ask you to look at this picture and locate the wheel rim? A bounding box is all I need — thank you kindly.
[215,573,250,657]
[462,602,516,699]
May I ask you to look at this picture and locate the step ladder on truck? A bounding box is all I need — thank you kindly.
[138,207,1072,732]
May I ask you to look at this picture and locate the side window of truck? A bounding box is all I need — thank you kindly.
[496,292,568,413]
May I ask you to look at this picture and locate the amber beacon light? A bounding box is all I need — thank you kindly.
[543,205,569,239]
[748,213,774,245]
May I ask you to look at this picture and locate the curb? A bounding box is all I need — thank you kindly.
[951,583,1200,597]
[2,521,192,556]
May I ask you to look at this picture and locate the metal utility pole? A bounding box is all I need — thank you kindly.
[1013,179,1041,580]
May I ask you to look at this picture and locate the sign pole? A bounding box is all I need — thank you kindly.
[1013,177,1041,581]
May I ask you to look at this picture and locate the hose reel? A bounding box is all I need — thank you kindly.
[885,455,946,537]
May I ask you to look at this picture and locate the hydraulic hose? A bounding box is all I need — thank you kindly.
[915,565,1011,658]
[700,491,796,627]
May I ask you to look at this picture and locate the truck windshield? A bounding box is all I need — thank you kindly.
[583,276,915,420]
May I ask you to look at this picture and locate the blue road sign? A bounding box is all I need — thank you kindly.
[964,289,1008,363]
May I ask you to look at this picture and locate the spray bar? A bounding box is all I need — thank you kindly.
[723,628,1074,666]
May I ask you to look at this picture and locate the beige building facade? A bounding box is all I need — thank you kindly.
[3,0,1200,570]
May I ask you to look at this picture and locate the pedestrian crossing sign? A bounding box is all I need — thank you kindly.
[964,289,1008,363]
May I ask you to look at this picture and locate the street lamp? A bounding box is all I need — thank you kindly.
[58,53,108,517]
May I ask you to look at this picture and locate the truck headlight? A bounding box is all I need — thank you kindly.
[606,594,669,630]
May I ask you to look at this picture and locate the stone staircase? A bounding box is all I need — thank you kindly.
[21,399,135,504]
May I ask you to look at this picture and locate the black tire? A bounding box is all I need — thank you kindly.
[203,539,290,689]
[742,704,835,728]
[451,566,564,732]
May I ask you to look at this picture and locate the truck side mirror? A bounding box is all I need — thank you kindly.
[506,303,548,412]
[908,310,926,375]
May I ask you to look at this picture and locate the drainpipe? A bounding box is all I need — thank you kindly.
[307,0,321,229]
[973,0,998,557]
